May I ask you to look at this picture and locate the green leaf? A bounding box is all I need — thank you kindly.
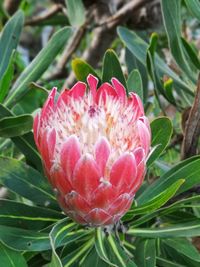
[125,48,148,103]
[49,219,75,267]
[149,32,158,57]
[130,179,184,215]
[181,37,200,70]
[63,239,94,267]
[161,240,200,267]
[146,47,164,107]
[65,0,85,27]
[0,114,33,137]
[0,199,64,230]
[164,78,176,104]
[128,220,200,238]
[95,228,116,267]
[0,242,27,267]
[134,239,156,267]
[0,220,89,253]
[147,117,173,167]
[147,32,166,100]
[161,0,195,80]
[117,26,193,97]
[129,195,200,228]
[12,132,42,171]
[95,228,136,267]
[0,225,50,251]
[49,218,88,267]
[102,49,127,89]
[106,235,137,267]
[137,156,200,205]
[82,246,108,267]
[185,0,200,21]
[72,58,100,82]
[0,51,14,103]
[5,27,72,108]
[127,69,143,101]
[0,10,24,80]
[0,103,42,171]
[0,157,58,209]
[156,257,186,267]
[163,238,200,262]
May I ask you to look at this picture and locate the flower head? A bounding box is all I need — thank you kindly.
[33,74,151,226]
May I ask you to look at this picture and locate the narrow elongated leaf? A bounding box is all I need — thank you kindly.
[106,235,137,267]
[129,195,200,228]
[95,228,116,267]
[129,179,184,215]
[0,225,50,251]
[149,32,158,56]
[95,229,136,267]
[0,157,57,209]
[161,241,200,267]
[156,257,186,267]
[12,132,42,171]
[146,33,166,104]
[161,0,195,80]
[185,0,200,21]
[127,69,143,101]
[49,250,62,267]
[125,48,148,102]
[134,239,156,267]
[163,238,200,262]
[147,117,173,167]
[102,49,127,88]
[0,103,42,171]
[72,58,100,82]
[128,220,200,238]
[137,156,200,205]
[82,246,108,267]
[0,114,33,137]
[117,27,193,97]
[0,242,27,267]
[5,27,72,107]
[49,218,87,267]
[65,0,85,27]
[0,51,14,102]
[181,37,200,70]
[0,10,24,80]
[164,78,176,104]
[0,199,64,229]
[63,239,94,267]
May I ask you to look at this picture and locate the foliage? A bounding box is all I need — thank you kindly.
[0,0,200,266]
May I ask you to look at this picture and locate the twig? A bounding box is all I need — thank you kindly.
[46,24,88,81]
[181,74,200,159]
[96,0,150,28]
[63,0,156,88]
[25,4,63,26]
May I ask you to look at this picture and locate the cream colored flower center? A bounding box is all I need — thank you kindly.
[43,93,140,163]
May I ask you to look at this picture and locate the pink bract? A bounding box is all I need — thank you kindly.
[33,74,151,227]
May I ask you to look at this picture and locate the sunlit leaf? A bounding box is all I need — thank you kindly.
[5,27,72,107]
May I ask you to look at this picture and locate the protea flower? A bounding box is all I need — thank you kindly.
[33,74,151,227]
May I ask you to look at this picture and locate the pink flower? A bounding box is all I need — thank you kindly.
[33,74,151,227]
